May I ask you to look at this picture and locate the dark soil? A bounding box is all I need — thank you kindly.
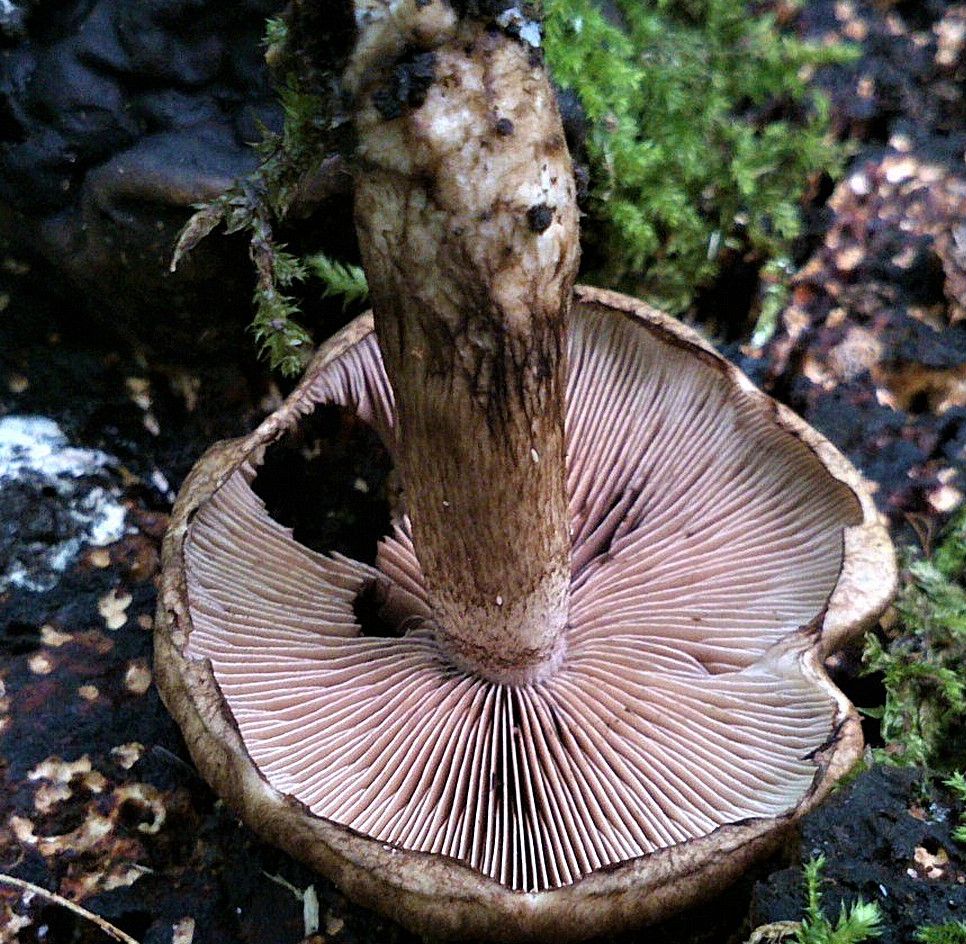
[753,767,966,944]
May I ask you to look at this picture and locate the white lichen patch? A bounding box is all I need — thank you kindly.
[0,416,129,593]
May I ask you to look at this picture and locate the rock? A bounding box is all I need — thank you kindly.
[0,0,285,358]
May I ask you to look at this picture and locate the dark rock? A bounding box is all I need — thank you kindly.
[73,0,131,74]
[0,0,286,358]
[115,6,225,87]
[29,41,138,158]
[134,89,223,134]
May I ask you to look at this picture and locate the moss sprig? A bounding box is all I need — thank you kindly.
[863,509,966,770]
[791,856,882,944]
[746,857,882,944]
[304,253,368,309]
[171,17,358,376]
[915,922,966,944]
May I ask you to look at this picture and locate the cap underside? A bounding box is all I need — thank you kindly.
[183,302,861,893]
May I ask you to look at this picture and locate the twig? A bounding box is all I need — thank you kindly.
[0,873,141,944]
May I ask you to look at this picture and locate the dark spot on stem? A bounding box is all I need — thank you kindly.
[373,51,438,120]
[526,203,554,233]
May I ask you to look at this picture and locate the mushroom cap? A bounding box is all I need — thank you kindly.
[155,286,895,942]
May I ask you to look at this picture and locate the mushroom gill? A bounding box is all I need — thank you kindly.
[180,294,867,895]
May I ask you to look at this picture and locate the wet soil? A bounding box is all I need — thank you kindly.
[753,767,966,944]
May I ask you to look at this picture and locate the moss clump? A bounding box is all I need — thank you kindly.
[863,508,966,770]
[543,0,856,336]
[915,922,966,944]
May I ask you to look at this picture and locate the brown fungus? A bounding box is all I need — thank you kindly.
[155,2,896,940]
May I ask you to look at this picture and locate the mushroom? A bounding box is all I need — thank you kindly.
[155,3,896,941]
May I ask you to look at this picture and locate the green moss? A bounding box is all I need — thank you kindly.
[171,17,359,376]
[915,922,966,944]
[862,509,966,770]
[789,856,882,944]
[945,771,966,844]
[542,0,856,332]
[304,253,368,309]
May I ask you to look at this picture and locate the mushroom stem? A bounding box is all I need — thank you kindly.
[349,2,580,683]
